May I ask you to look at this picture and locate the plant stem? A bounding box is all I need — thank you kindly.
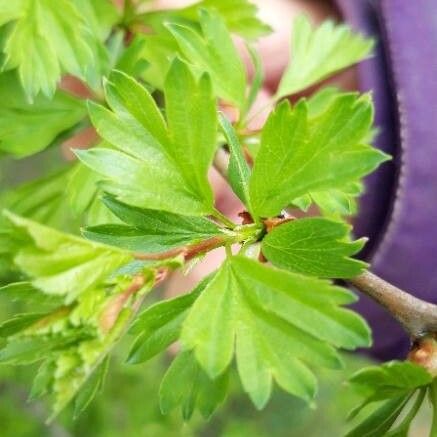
[349,271,437,339]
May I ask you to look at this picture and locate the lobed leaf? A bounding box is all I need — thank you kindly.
[249,94,390,217]
[127,276,210,364]
[4,211,131,303]
[0,0,96,99]
[262,218,367,278]
[167,9,247,108]
[78,65,217,216]
[159,350,229,420]
[182,256,370,408]
[277,15,374,99]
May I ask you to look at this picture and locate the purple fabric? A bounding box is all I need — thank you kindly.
[336,0,437,359]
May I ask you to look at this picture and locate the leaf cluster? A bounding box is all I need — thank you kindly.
[0,2,416,433]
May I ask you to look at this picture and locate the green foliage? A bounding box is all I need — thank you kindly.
[0,0,95,99]
[277,15,374,99]
[182,256,370,408]
[128,276,210,364]
[167,9,247,108]
[262,218,367,278]
[140,0,271,40]
[249,95,389,217]
[84,197,223,253]
[0,3,411,433]
[219,113,252,208]
[346,361,434,436]
[4,211,131,303]
[159,350,229,420]
[77,65,217,216]
[0,72,86,157]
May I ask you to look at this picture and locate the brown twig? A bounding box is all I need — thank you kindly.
[134,235,229,263]
[349,271,437,339]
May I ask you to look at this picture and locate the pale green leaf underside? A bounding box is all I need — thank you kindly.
[4,211,131,303]
[182,256,370,408]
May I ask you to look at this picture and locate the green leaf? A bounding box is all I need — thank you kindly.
[182,256,370,408]
[262,218,367,278]
[141,0,271,40]
[249,94,390,217]
[127,276,209,364]
[4,211,131,303]
[219,113,251,208]
[83,196,222,253]
[310,183,363,217]
[350,361,433,394]
[0,282,63,307]
[1,0,96,99]
[164,58,217,205]
[73,356,109,418]
[29,360,55,400]
[0,313,47,337]
[0,334,84,365]
[277,15,374,98]
[78,66,217,216]
[347,361,433,423]
[159,350,229,420]
[0,72,86,157]
[0,167,79,230]
[167,9,247,108]
[430,379,437,436]
[345,395,412,437]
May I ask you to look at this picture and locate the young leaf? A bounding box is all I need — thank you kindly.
[84,197,222,253]
[346,361,433,435]
[73,356,109,419]
[348,361,433,418]
[78,66,217,216]
[4,211,131,303]
[164,58,217,205]
[29,361,55,400]
[345,395,412,437]
[141,0,271,40]
[0,72,86,157]
[0,167,79,231]
[0,313,47,337]
[219,113,252,209]
[127,276,210,364]
[276,15,374,99]
[1,0,95,99]
[167,9,247,108]
[262,218,367,278]
[0,333,86,365]
[182,256,370,408]
[0,282,63,307]
[159,350,229,420]
[249,94,390,217]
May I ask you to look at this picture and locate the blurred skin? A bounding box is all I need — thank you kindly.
[62,0,360,295]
